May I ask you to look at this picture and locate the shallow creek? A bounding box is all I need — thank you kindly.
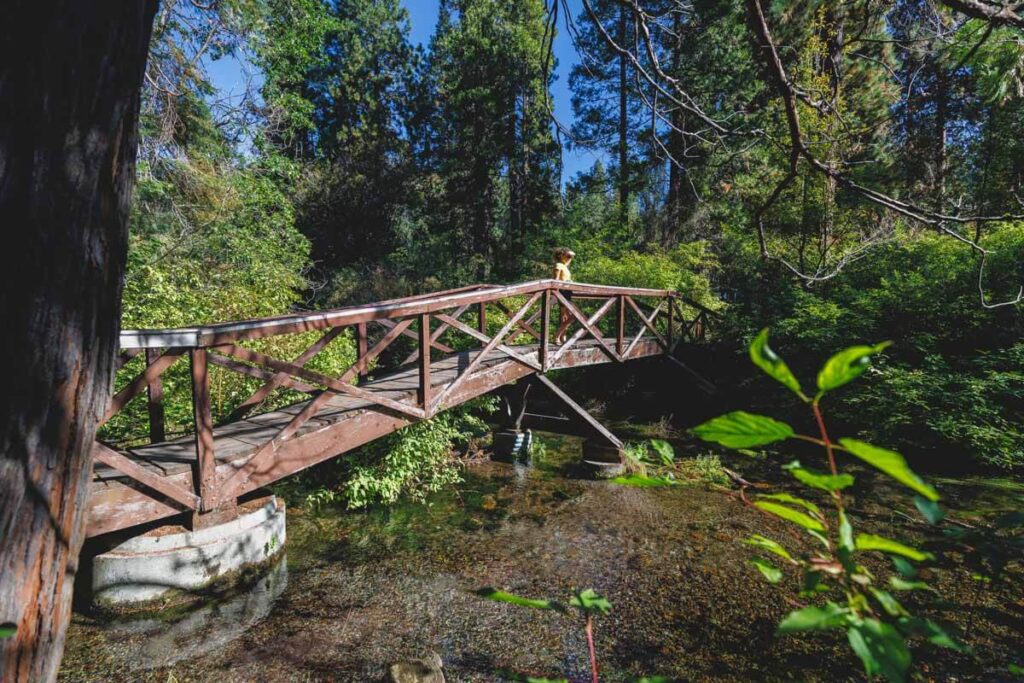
[60,432,1023,682]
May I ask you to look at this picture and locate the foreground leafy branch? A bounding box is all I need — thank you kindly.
[691,329,968,682]
[475,587,666,683]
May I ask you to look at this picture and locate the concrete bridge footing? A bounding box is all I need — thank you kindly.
[91,496,286,611]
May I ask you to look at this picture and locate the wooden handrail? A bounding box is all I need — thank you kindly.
[118,279,681,350]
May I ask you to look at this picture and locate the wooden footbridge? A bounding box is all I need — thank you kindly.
[90,280,712,538]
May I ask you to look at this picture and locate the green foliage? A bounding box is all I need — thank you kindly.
[749,329,807,400]
[0,623,15,639]
[573,243,720,310]
[784,461,854,492]
[843,343,1024,470]
[342,399,495,509]
[691,332,964,682]
[728,226,1024,470]
[947,19,1024,104]
[691,411,794,448]
[649,439,675,465]
[610,474,676,488]
[476,588,566,612]
[855,535,934,562]
[817,343,892,395]
[847,618,912,682]
[618,440,727,487]
[474,585,612,681]
[569,588,612,616]
[776,604,848,633]
[750,557,783,583]
[839,440,939,502]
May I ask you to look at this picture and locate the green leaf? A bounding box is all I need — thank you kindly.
[776,603,848,633]
[750,328,806,398]
[816,342,891,394]
[1009,664,1024,675]
[755,500,826,532]
[690,411,794,449]
[890,556,918,578]
[636,678,671,683]
[569,588,611,615]
[839,510,855,553]
[838,439,939,502]
[609,474,675,488]
[914,496,945,525]
[743,534,793,561]
[0,623,14,639]
[855,534,934,562]
[649,439,675,465]
[847,618,911,683]
[750,556,783,583]
[785,460,855,492]
[869,588,908,617]
[896,617,970,653]
[475,588,565,612]
[800,570,829,597]
[758,492,822,517]
[888,576,935,592]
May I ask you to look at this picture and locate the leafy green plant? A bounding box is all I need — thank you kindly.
[476,587,611,682]
[691,329,966,682]
[617,440,727,487]
[342,397,497,509]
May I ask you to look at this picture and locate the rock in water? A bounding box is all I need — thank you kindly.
[389,652,445,683]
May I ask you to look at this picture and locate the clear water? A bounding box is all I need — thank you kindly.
[60,432,1024,682]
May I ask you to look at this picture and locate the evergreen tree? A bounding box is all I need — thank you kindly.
[257,0,418,269]
[429,0,559,280]
[569,0,646,229]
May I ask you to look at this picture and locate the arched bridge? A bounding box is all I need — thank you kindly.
[91,280,713,537]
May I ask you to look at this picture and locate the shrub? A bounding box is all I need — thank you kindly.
[341,398,497,509]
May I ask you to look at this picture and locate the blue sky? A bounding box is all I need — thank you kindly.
[208,0,601,184]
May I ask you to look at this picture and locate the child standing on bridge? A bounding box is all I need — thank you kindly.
[553,247,575,344]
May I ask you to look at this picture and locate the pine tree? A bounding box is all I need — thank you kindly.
[429,0,559,280]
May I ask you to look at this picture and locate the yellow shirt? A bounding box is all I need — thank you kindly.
[554,262,572,281]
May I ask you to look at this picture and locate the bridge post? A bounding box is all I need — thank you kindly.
[145,347,165,443]
[418,313,431,414]
[477,301,487,335]
[540,290,550,371]
[616,295,625,357]
[667,295,674,350]
[356,322,368,383]
[189,348,220,517]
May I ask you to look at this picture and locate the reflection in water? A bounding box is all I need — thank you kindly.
[102,556,288,670]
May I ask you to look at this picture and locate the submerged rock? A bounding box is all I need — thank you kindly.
[389,652,445,683]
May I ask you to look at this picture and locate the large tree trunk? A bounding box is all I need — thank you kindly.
[0,3,156,681]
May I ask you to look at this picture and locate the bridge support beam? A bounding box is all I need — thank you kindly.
[497,375,626,475]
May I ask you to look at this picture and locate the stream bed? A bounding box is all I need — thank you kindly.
[60,432,1023,682]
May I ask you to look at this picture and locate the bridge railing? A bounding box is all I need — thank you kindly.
[94,279,713,515]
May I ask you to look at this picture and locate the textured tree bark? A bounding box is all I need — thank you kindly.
[0,3,156,681]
